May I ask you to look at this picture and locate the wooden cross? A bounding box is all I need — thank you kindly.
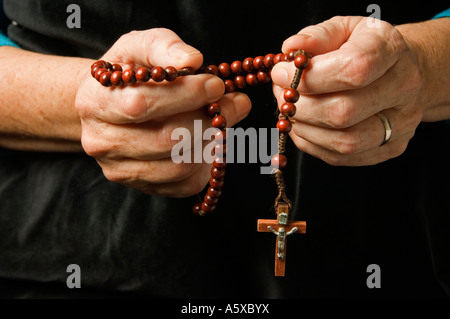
[257,203,306,276]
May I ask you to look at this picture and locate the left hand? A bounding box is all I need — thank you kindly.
[271,16,423,166]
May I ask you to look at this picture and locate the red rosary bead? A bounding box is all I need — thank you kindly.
[207,103,221,118]
[151,66,166,82]
[206,65,219,76]
[234,75,246,89]
[212,115,227,129]
[257,71,271,84]
[253,56,265,70]
[283,88,300,103]
[99,72,111,87]
[111,63,123,72]
[231,61,243,75]
[294,54,309,69]
[271,154,287,169]
[207,186,222,198]
[94,68,107,81]
[110,71,123,86]
[224,79,235,93]
[273,53,285,65]
[242,57,255,73]
[122,69,136,84]
[165,66,178,81]
[135,67,150,82]
[218,63,231,78]
[276,119,292,134]
[246,73,259,86]
[211,167,226,179]
[214,130,226,144]
[280,102,296,117]
[264,53,275,69]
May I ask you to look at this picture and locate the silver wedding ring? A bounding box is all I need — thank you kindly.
[375,112,392,146]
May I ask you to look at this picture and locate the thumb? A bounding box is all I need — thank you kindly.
[104,28,203,70]
[281,16,355,56]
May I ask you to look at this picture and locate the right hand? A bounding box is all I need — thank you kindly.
[75,28,251,197]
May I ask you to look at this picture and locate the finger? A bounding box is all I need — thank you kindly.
[291,115,386,155]
[289,131,409,167]
[273,49,421,130]
[272,16,405,93]
[101,157,211,197]
[79,73,225,124]
[103,28,203,70]
[81,93,251,160]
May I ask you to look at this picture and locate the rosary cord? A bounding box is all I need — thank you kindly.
[273,50,309,213]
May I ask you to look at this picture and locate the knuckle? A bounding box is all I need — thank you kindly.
[333,131,362,155]
[342,53,373,88]
[119,91,151,121]
[326,98,353,128]
[81,134,109,158]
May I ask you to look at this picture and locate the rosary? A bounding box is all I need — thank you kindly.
[91,50,309,276]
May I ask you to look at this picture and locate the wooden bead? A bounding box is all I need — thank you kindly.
[207,187,222,198]
[91,65,101,77]
[210,177,224,188]
[151,66,166,82]
[111,64,123,72]
[92,60,107,70]
[212,115,227,129]
[218,63,231,78]
[211,167,226,179]
[178,67,194,76]
[280,102,296,117]
[206,65,219,76]
[204,194,219,206]
[283,88,300,103]
[271,154,287,169]
[273,53,284,65]
[214,144,227,158]
[213,156,227,168]
[294,54,309,69]
[122,69,136,84]
[234,75,246,89]
[253,56,265,70]
[135,67,150,82]
[214,130,226,144]
[242,57,255,73]
[276,119,292,134]
[201,201,216,213]
[94,68,107,81]
[99,72,111,87]
[264,53,275,69]
[207,103,221,118]
[165,66,178,81]
[224,79,235,93]
[285,49,296,62]
[110,71,123,86]
[257,71,271,84]
[193,203,203,215]
[231,61,243,75]
[246,73,259,86]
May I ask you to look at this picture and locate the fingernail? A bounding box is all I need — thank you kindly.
[204,76,225,102]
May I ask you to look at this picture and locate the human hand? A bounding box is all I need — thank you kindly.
[75,28,251,197]
[271,16,423,166]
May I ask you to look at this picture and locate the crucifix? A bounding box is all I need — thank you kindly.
[257,202,306,276]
